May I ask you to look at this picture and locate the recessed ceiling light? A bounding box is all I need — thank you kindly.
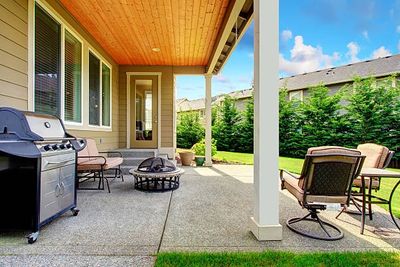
[152,47,161,52]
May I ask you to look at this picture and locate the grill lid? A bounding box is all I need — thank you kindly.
[137,157,176,173]
[0,107,67,141]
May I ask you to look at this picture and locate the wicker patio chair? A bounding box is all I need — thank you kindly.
[76,139,124,193]
[280,146,365,240]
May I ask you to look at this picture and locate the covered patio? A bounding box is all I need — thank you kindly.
[1,167,399,266]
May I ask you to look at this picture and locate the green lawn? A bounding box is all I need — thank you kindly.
[155,251,400,267]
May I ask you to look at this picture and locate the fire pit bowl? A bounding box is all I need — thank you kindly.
[129,157,184,192]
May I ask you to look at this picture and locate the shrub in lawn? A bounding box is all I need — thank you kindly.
[177,111,204,149]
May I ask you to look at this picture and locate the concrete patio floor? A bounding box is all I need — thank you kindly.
[0,164,399,266]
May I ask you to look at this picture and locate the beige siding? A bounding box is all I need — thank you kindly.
[0,0,28,110]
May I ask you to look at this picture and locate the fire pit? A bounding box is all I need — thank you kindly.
[129,157,184,192]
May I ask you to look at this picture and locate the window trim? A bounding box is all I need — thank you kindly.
[87,48,112,130]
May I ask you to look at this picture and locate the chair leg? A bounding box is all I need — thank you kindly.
[368,179,373,221]
[287,209,344,241]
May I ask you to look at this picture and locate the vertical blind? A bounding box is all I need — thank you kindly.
[64,30,82,122]
[89,52,100,125]
[35,5,61,117]
[102,64,111,126]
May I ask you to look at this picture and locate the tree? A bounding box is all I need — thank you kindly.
[237,95,254,153]
[345,76,400,156]
[212,96,241,151]
[298,84,344,154]
[176,112,204,148]
[279,89,303,157]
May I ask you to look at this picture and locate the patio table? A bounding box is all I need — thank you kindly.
[358,168,400,234]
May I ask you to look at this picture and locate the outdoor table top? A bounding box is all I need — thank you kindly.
[360,168,400,178]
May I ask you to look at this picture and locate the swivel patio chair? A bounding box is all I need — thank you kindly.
[280,146,365,240]
[339,143,394,218]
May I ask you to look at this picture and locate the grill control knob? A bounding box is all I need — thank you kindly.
[66,144,72,149]
[52,145,58,150]
[43,145,51,151]
[59,144,66,149]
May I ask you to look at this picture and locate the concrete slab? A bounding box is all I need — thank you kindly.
[1,164,399,266]
[160,165,400,252]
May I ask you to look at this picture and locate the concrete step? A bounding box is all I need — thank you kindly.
[121,157,147,166]
[112,149,156,158]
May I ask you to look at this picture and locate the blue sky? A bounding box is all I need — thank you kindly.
[177,0,400,100]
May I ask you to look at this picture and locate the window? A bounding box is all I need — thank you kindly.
[34,3,83,123]
[64,30,82,122]
[89,52,111,127]
[34,5,61,116]
[289,90,303,101]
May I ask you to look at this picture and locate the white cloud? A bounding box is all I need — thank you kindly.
[398,40,400,52]
[362,30,369,40]
[214,74,230,84]
[279,36,339,75]
[281,30,293,42]
[346,42,360,63]
[397,25,400,33]
[371,46,391,59]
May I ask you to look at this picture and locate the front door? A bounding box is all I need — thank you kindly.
[130,75,158,148]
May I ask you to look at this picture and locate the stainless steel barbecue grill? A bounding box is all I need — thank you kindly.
[0,107,86,244]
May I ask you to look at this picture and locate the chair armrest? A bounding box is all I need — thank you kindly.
[77,155,107,166]
[99,151,123,158]
[279,169,300,180]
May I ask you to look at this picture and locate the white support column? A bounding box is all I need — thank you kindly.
[204,74,213,167]
[250,0,282,240]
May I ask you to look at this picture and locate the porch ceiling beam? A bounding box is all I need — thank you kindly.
[206,0,248,75]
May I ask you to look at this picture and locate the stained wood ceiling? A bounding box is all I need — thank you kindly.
[59,0,231,66]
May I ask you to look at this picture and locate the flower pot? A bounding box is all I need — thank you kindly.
[179,151,194,166]
[194,156,205,166]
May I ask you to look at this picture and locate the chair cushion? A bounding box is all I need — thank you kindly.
[77,157,123,171]
[353,177,380,189]
[357,143,389,168]
[78,139,100,163]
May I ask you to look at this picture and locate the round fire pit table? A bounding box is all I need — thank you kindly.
[129,157,184,192]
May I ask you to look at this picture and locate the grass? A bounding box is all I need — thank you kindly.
[155,251,400,267]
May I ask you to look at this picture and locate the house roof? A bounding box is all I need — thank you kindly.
[280,54,400,91]
[58,0,253,74]
[177,88,252,112]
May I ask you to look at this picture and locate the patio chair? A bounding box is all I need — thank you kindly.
[340,143,394,218]
[280,146,365,240]
[76,139,124,193]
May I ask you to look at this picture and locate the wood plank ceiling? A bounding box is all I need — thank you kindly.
[59,0,231,66]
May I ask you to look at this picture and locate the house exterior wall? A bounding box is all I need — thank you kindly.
[0,0,120,151]
[0,0,29,110]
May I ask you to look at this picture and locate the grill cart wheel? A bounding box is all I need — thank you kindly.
[71,208,80,216]
[27,232,39,244]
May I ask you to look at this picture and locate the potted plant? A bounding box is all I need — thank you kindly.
[178,150,194,166]
[191,139,217,166]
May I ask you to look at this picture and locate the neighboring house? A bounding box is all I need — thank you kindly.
[279,54,400,101]
[176,88,253,124]
[0,0,253,159]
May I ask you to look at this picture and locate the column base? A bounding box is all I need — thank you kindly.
[204,161,212,167]
[250,217,282,241]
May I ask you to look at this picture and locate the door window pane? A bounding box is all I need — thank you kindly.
[35,5,61,116]
[64,30,82,122]
[102,64,111,126]
[136,80,153,140]
[89,52,100,125]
